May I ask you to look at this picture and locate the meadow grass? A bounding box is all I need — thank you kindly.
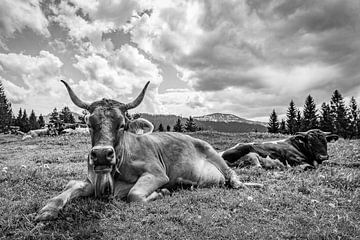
[0,132,359,239]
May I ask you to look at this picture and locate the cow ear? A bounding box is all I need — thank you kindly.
[326,134,339,142]
[127,118,154,135]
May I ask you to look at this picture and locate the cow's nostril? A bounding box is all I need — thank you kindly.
[91,150,97,160]
[107,149,114,159]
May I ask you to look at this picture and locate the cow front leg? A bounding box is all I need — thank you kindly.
[127,174,169,203]
[35,180,93,221]
[113,181,135,199]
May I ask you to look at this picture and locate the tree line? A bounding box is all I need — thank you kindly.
[0,80,81,133]
[153,116,200,132]
[268,90,360,138]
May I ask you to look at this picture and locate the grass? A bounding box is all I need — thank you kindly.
[0,131,359,239]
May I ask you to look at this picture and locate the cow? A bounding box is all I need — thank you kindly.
[35,80,262,221]
[220,129,338,170]
[22,128,57,140]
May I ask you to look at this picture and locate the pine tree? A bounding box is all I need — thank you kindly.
[0,80,13,132]
[286,100,297,134]
[21,109,30,133]
[348,97,358,138]
[302,95,318,131]
[49,108,60,124]
[173,118,183,132]
[279,119,287,134]
[330,90,350,138]
[166,125,171,132]
[268,109,279,133]
[68,114,75,123]
[60,106,75,123]
[158,123,164,132]
[15,108,23,127]
[319,103,333,132]
[29,110,40,130]
[295,110,302,133]
[185,116,197,132]
[38,114,45,128]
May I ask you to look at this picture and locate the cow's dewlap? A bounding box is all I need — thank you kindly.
[94,172,114,198]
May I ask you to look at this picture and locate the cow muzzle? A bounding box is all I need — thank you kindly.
[90,146,116,173]
[89,146,116,199]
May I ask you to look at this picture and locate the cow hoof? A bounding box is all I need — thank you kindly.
[35,210,59,222]
[160,188,171,197]
[230,179,246,189]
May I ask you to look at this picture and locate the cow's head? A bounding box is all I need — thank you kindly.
[61,80,153,198]
[293,129,338,167]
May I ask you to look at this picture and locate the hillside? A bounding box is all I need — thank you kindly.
[139,113,267,133]
[40,111,266,133]
[194,113,267,126]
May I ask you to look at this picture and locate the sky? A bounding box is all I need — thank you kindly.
[0,0,359,122]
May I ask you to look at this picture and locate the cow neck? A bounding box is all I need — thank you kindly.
[114,130,134,172]
[287,137,310,159]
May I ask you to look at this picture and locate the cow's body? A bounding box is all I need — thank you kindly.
[221,129,338,169]
[29,128,50,137]
[22,128,53,140]
[116,132,231,190]
[35,81,261,221]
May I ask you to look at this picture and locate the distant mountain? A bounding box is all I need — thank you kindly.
[194,113,267,127]
[139,113,267,133]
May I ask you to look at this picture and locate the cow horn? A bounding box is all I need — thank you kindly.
[323,131,331,135]
[124,81,150,110]
[295,131,307,136]
[61,80,90,110]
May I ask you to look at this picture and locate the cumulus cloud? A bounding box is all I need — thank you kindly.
[2,0,360,120]
[49,0,149,54]
[1,77,29,104]
[125,0,360,118]
[0,0,50,48]
[70,44,163,112]
[158,88,208,116]
[0,51,64,103]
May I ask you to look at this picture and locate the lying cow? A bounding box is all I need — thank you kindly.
[22,128,57,140]
[220,129,338,170]
[35,80,262,221]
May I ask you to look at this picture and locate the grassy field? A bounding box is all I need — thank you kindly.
[0,131,359,240]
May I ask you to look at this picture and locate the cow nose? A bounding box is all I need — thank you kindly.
[90,147,115,165]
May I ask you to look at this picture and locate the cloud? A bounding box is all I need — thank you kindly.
[2,0,360,121]
[158,88,208,116]
[0,51,64,103]
[71,44,163,112]
[49,0,148,54]
[0,0,50,48]
[124,0,360,118]
[1,76,29,104]
[49,39,67,53]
